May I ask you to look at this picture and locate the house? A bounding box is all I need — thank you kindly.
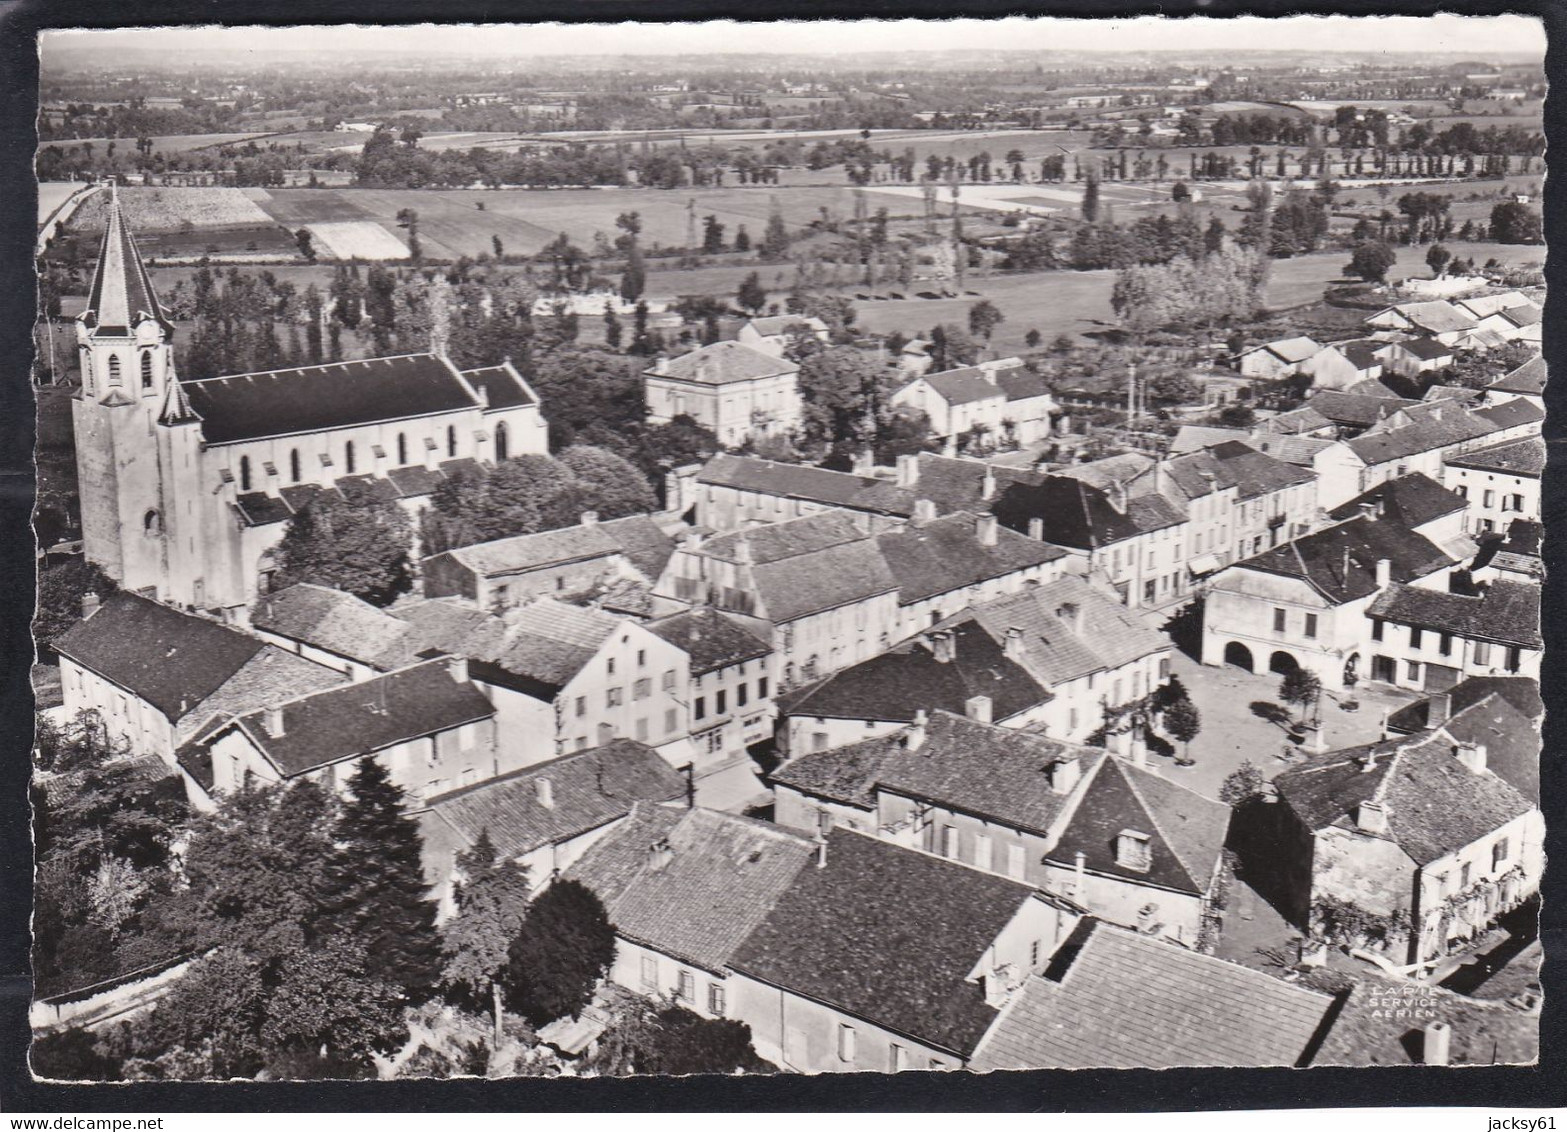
[891,362,1058,448]
[1236,336,1321,378]
[1201,514,1458,689]
[647,607,775,807]
[934,577,1173,743]
[1326,472,1470,555]
[564,804,816,1021]
[971,920,1337,1070]
[1303,341,1384,390]
[1386,681,1541,802]
[1380,336,1455,379]
[184,657,501,806]
[1471,518,1543,585]
[651,510,901,689]
[643,341,803,447]
[1311,974,1539,1067]
[670,453,917,531]
[1263,727,1543,965]
[726,827,1080,1071]
[421,513,676,612]
[897,338,933,377]
[419,740,687,912]
[1365,300,1477,345]
[1484,354,1544,408]
[1364,580,1540,689]
[1305,390,1420,437]
[1477,302,1541,344]
[1386,674,1540,745]
[55,591,346,769]
[249,583,425,680]
[736,315,829,358]
[990,365,1059,446]
[772,710,1228,945]
[1444,437,1544,534]
[1170,440,1318,566]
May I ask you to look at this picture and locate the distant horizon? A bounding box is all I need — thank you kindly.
[42,15,1546,64]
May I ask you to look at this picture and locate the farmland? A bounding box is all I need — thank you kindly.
[72,186,274,231]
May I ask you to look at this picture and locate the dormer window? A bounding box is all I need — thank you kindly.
[1115,829,1152,872]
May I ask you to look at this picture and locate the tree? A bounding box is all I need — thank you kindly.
[620,242,646,303]
[35,559,115,655]
[271,485,413,606]
[492,234,505,260]
[1425,243,1452,278]
[760,200,790,262]
[1171,181,1191,202]
[139,947,269,1079]
[1025,329,1042,350]
[441,832,531,1049]
[602,303,622,350]
[557,444,659,518]
[318,758,442,1000]
[1346,240,1397,284]
[1488,201,1541,245]
[1081,168,1100,223]
[1279,667,1322,725]
[1162,696,1201,765]
[261,934,405,1076]
[505,878,615,1026]
[733,224,751,252]
[701,213,726,254]
[1219,760,1267,805]
[967,299,1004,343]
[736,271,767,317]
[796,345,897,446]
[587,1001,771,1076]
[294,228,315,262]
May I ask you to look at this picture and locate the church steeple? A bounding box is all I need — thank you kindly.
[82,184,171,336]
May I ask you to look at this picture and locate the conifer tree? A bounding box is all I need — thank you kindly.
[441,831,531,1048]
[505,878,614,1025]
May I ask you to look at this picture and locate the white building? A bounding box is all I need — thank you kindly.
[644,341,803,447]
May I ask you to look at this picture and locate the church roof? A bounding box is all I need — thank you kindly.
[181,354,481,444]
[82,187,172,336]
[460,362,537,411]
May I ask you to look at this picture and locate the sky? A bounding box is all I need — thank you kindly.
[43,15,1546,61]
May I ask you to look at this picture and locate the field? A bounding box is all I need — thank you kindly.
[72,186,274,232]
[303,220,410,260]
[42,131,281,154]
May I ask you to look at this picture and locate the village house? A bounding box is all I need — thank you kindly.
[1236,336,1321,379]
[420,512,677,612]
[725,827,1080,1072]
[1385,680,1541,802]
[1302,341,1385,391]
[1364,579,1541,689]
[1365,300,1477,345]
[564,803,816,1023]
[669,453,917,531]
[1312,973,1540,1067]
[1443,437,1544,534]
[1483,354,1544,409]
[890,361,1058,449]
[1325,473,1471,558]
[1379,336,1456,380]
[1476,302,1542,345]
[1454,292,1533,321]
[180,657,502,808]
[1261,725,1543,967]
[1470,518,1543,586]
[735,315,829,358]
[772,710,1228,946]
[55,591,347,768]
[1201,513,1458,689]
[1305,390,1421,437]
[419,739,688,913]
[249,583,427,681]
[897,338,933,377]
[643,341,803,447]
[970,920,1338,1070]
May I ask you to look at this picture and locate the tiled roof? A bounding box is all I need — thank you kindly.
[182,354,477,445]
[390,598,510,660]
[1388,675,1541,736]
[1456,291,1532,319]
[730,828,1037,1056]
[700,509,867,564]
[910,454,1042,515]
[745,315,827,337]
[490,600,623,690]
[944,577,1169,688]
[1473,397,1544,432]
[648,607,770,675]
[426,740,686,860]
[1340,342,1386,370]
[992,476,1141,550]
[230,659,495,777]
[995,367,1052,403]
[1232,516,1453,604]
[443,524,627,577]
[1263,405,1334,434]
[1369,580,1540,649]
[1500,302,1541,327]
[650,341,799,386]
[459,362,536,410]
[1488,354,1544,396]
[1049,756,1229,896]
[1243,431,1335,466]
[565,805,815,974]
[599,515,680,581]
[1306,390,1419,429]
[1168,425,1247,455]
[1374,300,1476,335]
[1313,975,1538,1066]
[695,454,916,517]
[183,647,347,737]
[777,620,1049,729]
[1437,692,1542,803]
[1054,452,1156,494]
[252,583,420,670]
[921,367,1006,406]
[1252,335,1321,364]
[1423,384,1484,404]
[875,512,1067,605]
[1328,473,1467,529]
[1273,731,1535,865]
[973,921,1335,1069]
[1394,336,1455,362]
[55,593,267,720]
[1346,403,1499,466]
[1447,437,1544,477]
[1207,440,1315,500]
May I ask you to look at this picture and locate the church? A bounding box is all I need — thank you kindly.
[72,190,550,620]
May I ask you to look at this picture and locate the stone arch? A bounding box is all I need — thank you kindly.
[1342,652,1361,687]
[142,509,162,536]
[1269,650,1300,676]
[1223,641,1254,672]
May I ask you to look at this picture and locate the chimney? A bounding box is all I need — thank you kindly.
[1049,757,1082,796]
[912,498,937,525]
[965,695,993,724]
[263,706,286,738]
[930,630,955,664]
[1375,558,1392,589]
[815,833,829,869]
[1355,800,1388,834]
[896,453,919,488]
[731,534,753,565]
[852,448,875,476]
[580,510,599,527]
[1423,1021,1452,1067]
[654,355,670,376]
[445,655,469,684]
[474,383,489,409]
[1111,481,1128,513]
[1358,501,1378,521]
[1074,849,1087,896]
[976,513,998,547]
[535,777,555,809]
[1454,741,1488,774]
[905,709,928,750]
[981,466,998,502]
[81,592,101,620]
[1027,516,1045,541]
[682,762,696,809]
[1056,602,1084,636]
[1427,692,1451,727]
[647,836,674,872]
[1004,626,1025,661]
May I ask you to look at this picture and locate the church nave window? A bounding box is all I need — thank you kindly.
[447,425,457,458]
[397,433,408,465]
[344,440,356,474]
[140,351,154,390]
[142,509,162,536]
[239,456,252,492]
[289,449,302,483]
[495,421,510,461]
[107,355,122,385]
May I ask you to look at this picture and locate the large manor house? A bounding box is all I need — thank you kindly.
[71,191,549,617]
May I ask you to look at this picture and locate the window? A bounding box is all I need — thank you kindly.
[636,648,647,668]
[942,826,960,859]
[1115,830,1152,872]
[640,955,658,992]
[495,420,509,461]
[736,682,749,707]
[812,732,829,752]
[677,969,695,1002]
[694,696,706,721]
[1030,939,1042,968]
[1303,613,1318,639]
[344,440,356,474]
[662,669,676,692]
[1439,632,1452,657]
[1460,862,1472,889]
[1492,838,1510,869]
[1505,646,1522,673]
[289,449,302,483]
[665,708,677,735]
[239,456,252,492]
[715,689,727,715]
[974,834,993,872]
[1406,660,1421,682]
[1510,493,1525,513]
[606,687,623,708]
[632,677,651,701]
[635,717,648,741]
[890,1044,908,1073]
[607,657,617,676]
[140,351,153,389]
[708,984,726,1017]
[1143,580,1156,603]
[447,425,457,457]
[1273,608,1287,633]
[837,1024,856,1062]
[1409,627,1423,650]
[107,355,121,384]
[1482,489,1495,508]
[396,433,408,465]
[758,676,769,699]
[1371,618,1384,642]
[1474,641,1492,665]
